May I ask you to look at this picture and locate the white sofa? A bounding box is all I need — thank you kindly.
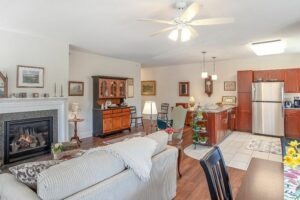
[0,132,178,200]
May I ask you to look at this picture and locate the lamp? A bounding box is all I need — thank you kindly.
[142,101,157,133]
[71,102,80,119]
[250,40,286,56]
[211,56,218,80]
[168,29,179,41]
[201,51,208,79]
[189,96,196,110]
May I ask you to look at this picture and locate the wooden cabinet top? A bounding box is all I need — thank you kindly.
[92,75,128,80]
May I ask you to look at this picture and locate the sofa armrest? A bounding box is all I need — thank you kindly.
[0,173,39,200]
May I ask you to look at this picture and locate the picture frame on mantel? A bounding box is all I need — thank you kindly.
[127,78,134,98]
[224,81,236,91]
[179,82,190,96]
[0,72,8,98]
[141,80,156,96]
[69,81,84,96]
[17,65,44,88]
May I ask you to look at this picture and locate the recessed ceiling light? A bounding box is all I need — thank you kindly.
[250,40,286,56]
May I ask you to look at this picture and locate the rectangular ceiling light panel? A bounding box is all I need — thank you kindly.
[250,40,286,56]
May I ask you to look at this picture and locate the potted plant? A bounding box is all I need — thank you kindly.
[52,143,63,159]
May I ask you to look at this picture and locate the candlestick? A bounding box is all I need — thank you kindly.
[54,83,57,97]
[60,84,63,97]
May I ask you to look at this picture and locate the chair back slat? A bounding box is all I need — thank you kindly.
[161,103,169,113]
[129,106,137,115]
[200,146,233,200]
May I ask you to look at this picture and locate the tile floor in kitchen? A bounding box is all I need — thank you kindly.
[218,132,283,170]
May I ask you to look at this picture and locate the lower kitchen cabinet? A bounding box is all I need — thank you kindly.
[285,109,300,138]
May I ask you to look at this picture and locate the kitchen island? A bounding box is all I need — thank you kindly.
[196,105,237,145]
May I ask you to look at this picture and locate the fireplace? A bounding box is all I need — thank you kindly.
[4,117,53,164]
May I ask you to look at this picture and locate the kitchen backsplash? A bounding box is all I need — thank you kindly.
[284,93,300,101]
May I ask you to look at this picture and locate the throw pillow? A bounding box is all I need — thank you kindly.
[9,160,62,190]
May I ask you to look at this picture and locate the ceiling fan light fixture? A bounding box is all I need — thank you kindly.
[168,29,179,41]
[250,40,286,56]
[181,27,191,42]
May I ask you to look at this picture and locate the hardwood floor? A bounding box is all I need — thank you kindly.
[78,126,246,200]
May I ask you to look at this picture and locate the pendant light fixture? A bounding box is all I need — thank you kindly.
[211,57,218,80]
[201,51,208,79]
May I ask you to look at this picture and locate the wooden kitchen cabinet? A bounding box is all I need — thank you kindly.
[285,69,300,93]
[285,109,300,138]
[237,71,253,132]
[238,71,253,93]
[253,70,285,82]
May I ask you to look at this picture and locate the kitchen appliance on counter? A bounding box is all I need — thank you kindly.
[252,82,284,136]
[294,97,300,108]
[284,100,293,108]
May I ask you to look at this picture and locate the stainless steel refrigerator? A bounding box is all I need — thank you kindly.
[252,82,284,136]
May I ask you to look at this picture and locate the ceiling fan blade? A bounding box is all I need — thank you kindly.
[187,26,199,38]
[190,18,234,26]
[138,18,176,25]
[150,27,176,37]
[179,2,200,22]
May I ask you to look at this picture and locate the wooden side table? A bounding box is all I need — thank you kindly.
[168,137,183,178]
[69,118,84,145]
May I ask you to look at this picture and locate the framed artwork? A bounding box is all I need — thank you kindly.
[141,80,156,96]
[222,96,237,105]
[17,65,44,88]
[224,81,236,91]
[179,82,190,96]
[127,78,134,98]
[68,81,84,96]
[0,72,8,98]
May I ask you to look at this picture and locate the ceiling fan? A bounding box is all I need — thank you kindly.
[139,1,234,42]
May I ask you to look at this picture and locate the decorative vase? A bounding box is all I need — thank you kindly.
[168,133,173,141]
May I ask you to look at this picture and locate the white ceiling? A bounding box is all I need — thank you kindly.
[1,0,300,67]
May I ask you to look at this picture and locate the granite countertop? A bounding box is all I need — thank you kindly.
[200,105,237,113]
[284,107,300,110]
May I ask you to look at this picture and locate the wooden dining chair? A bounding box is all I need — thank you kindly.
[129,106,143,128]
[157,103,169,121]
[200,146,233,200]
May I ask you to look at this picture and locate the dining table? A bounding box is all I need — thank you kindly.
[236,158,284,200]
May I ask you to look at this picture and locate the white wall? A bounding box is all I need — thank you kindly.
[0,30,69,97]
[141,54,300,109]
[69,50,141,138]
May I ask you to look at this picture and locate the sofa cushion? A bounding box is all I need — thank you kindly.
[0,173,39,200]
[146,131,168,156]
[9,160,62,190]
[37,150,125,200]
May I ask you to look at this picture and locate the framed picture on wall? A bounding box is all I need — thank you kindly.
[179,82,190,96]
[69,81,84,96]
[222,96,237,105]
[224,81,236,91]
[141,80,156,96]
[127,78,134,98]
[17,65,44,88]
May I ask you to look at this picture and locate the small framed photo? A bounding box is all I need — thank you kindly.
[179,82,190,96]
[222,96,237,105]
[127,78,134,98]
[68,81,84,96]
[17,65,44,88]
[224,81,236,91]
[141,80,156,96]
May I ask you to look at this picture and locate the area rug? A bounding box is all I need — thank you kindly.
[183,145,212,161]
[246,139,282,155]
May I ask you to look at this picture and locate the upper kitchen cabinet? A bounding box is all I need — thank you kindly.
[253,69,285,82]
[285,69,300,93]
[237,71,253,93]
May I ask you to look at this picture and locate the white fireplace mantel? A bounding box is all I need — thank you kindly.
[0,97,68,142]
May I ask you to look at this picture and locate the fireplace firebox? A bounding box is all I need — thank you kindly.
[4,117,53,164]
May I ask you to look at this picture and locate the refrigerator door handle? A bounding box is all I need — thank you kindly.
[252,85,256,101]
[281,86,284,117]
